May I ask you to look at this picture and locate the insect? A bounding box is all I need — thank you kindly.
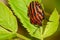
[28,1,44,26]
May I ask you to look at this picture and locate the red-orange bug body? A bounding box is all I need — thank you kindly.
[28,1,44,26]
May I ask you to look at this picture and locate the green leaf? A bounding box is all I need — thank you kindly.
[0,2,30,40]
[0,2,18,32]
[0,2,18,39]
[8,0,42,39]
[23,0,32,6]
[0,26,16,40]
[43,9,59,38]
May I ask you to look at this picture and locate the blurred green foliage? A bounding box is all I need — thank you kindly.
[42,0,60,14]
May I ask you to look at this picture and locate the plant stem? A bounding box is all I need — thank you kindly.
[16,33,30,40]
[40,27,43,40]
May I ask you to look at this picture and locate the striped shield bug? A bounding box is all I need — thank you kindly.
[28,1,44,26]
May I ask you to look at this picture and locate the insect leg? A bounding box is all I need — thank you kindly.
[44,17,53,22]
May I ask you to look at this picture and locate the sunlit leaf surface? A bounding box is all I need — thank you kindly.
[8,0,42,39]
[0,2,17,39]
[43,9,59,38]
